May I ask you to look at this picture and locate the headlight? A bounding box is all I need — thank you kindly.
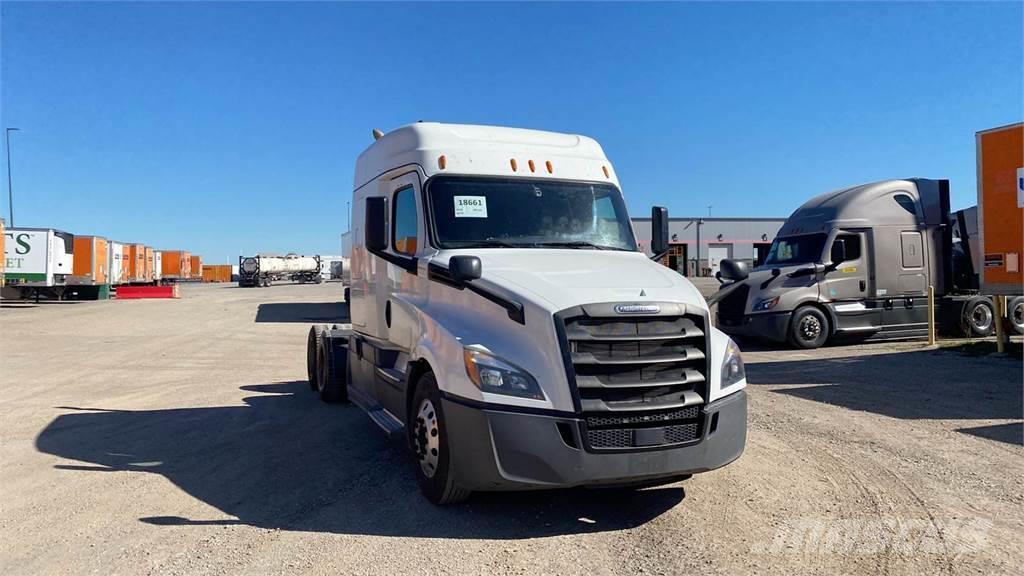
[463,347,545,400]
[752,296,779,311]
[721,338,745,387]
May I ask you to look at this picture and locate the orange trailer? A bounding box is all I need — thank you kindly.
[145,247,156,282]
[160,250,191,280]
[190,255,203,280]
[202,264,232,283]
[127,244,148,283]
[70,236,109,285]
[977,123,1023,296]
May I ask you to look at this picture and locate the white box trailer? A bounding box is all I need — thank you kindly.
[108,241,126,285]
[2,227,75,299]
[153,251,163,282]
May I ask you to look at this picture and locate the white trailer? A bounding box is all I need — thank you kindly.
[108,241,126,285]
[2,227,75,300]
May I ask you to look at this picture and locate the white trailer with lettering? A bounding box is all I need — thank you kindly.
[2,227,75,300]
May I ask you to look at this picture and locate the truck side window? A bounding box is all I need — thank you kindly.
[893,194,918,216]
[836,234,861,261]
[392,187,418,256]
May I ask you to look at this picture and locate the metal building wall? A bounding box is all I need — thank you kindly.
[632,217,786,276]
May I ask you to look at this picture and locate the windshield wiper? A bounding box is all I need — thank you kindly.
[532,241,624,251]
[454,239,519,248]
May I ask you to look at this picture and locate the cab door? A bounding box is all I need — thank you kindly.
[374,172,425,419]
[823,230,881,333]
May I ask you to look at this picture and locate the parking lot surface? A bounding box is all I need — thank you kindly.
[2,283,1021,575]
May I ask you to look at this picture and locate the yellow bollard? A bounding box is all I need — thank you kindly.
[927,285,936,346]
[995,295,1005,354]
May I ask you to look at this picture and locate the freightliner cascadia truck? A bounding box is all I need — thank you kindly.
[714,175,1024,349]
[306,123,747,504]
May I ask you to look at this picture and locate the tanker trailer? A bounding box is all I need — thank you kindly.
[238,254,322,287]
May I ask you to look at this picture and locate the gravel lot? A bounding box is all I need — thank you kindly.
[2,282,1021,575]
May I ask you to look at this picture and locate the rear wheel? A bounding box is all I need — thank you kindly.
[1009,296,1024,336]
[316,331,348,403]
[788,306,829,349]
[306,325,322,391]
[410,373,470,505]
[961,297,994,337]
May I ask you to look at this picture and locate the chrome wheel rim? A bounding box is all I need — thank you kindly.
[414,398,440,478]
[1012,303,1023,329]
[799,315,821,341]
[971,304,992,331]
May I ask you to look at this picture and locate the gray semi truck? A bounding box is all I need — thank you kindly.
[714,178,1022,348]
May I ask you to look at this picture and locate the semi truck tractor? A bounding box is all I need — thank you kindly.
[2,227,75,300]
[714,177,1023,348]
[305,122,747,504]
[238,254,322,287]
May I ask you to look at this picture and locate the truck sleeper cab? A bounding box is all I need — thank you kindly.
[310,123,747,504]
[716,178,1002,348]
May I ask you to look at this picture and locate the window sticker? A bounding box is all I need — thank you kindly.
[454,196,488,218]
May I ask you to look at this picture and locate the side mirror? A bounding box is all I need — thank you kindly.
[718,258,749,282]
[449,255,482,282]
[365,197,387,252]
[830,239,847,265]
[651,206,669,257]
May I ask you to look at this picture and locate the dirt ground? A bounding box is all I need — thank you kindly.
[1,282,1021,576]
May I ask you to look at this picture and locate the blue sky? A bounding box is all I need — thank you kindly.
[2,1,1021,260]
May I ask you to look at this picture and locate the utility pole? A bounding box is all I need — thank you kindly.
[5,128,20,226]
[696,218,704,277]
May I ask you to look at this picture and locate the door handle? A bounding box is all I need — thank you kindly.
[859,280,866,292]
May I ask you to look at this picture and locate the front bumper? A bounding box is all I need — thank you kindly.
[718,311,791,343]
[442,390,747,491]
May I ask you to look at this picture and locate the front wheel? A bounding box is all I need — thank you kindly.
[410,373,470,505]
[788,306,829,349]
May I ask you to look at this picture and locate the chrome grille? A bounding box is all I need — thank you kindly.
[558,303,709,452]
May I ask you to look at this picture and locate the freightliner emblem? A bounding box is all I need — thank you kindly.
[614,304,661,314]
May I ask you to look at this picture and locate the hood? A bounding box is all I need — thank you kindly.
[446,249,707,313]
[734,264,821,309]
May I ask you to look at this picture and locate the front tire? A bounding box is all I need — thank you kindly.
[409,373,470,505]
[788,306,829,349]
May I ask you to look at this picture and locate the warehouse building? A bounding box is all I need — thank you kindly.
[633,216,786,277]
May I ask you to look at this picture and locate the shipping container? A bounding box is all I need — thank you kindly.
[201,264,232,283]
[977,123,1024,296]
[190,255,202,280]
[127,244,148,283]
[159,250,191,280]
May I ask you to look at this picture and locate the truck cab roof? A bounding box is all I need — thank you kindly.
[354,122,619,190]
[778,178,946,236]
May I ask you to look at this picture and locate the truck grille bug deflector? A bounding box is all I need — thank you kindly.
[554,302,711,453]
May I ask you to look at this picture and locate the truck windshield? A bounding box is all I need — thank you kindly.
[427,176,638,251]
[763,233,827,266]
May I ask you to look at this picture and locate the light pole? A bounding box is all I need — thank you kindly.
[5,128,19,226]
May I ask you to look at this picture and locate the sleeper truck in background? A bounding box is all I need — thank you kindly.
[305,122,747,504]
[2,228,75,300]
[238,254,322,287]
[715,123,1024,348]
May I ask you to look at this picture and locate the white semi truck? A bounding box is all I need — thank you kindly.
[2,227,75,300]
[306,123,747,504]
[237,254,322,287]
